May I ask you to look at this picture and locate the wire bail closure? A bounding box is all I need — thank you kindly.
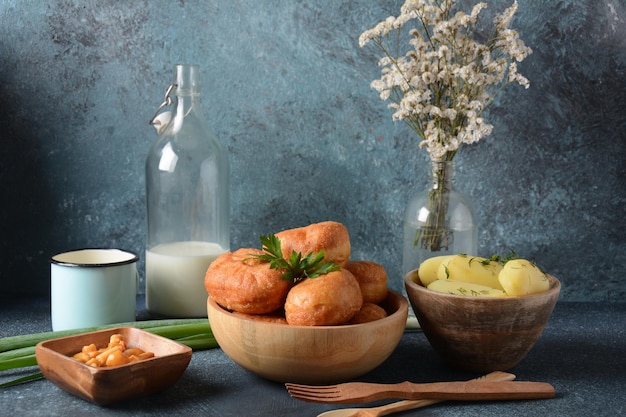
[149,84,177,133]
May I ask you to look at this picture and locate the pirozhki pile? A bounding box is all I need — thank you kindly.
[204,221,390,326]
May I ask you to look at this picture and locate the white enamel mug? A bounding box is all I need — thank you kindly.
[50,249,138,331]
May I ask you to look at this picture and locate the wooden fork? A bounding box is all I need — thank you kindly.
[285,375,555,404]
[315,371,517,417]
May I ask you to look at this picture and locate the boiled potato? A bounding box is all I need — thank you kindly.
[498,259,549,296]
[427,279,507,297]
[437,254,504,290]
[418,255,456,287]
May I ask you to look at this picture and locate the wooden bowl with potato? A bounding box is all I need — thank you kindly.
[404,259,560,373]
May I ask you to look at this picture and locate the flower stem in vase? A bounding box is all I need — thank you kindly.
[402,158,477,277]
[414,160,453,251]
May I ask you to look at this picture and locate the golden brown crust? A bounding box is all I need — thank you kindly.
[275,221,351,267]
[349,303,388,324]
[204,248,292,314]
[344,260,388,304]
[284,268,363,326]
[232,309,288,325]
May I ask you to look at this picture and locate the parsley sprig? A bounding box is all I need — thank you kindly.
[249,234,340,284]
[490,250,520,265]
[491,249,546,273]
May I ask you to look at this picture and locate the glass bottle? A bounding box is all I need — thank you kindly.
[402,158,477,277]
[146,64,230,317]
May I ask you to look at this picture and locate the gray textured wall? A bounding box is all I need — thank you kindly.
[0,0,624,302]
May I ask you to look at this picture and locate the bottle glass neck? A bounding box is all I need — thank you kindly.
[174,64,201,97]
[172,65,202,118]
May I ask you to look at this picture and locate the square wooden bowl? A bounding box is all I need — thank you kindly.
[35,327,192,405]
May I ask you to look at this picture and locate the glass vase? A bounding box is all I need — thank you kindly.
[402,158,478,278]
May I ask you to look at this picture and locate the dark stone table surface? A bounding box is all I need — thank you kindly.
[1,296,624,416]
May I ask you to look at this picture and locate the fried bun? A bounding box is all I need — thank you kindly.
[276,221,351,267]
[349,302,388,324]
[344,260,388,304]
[284,268,363,326]
[204,248,292,314]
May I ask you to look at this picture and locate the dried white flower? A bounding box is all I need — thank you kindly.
[360,0,532,160]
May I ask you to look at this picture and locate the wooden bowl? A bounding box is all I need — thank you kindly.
[404,271,560,373]
[35,327,192,405]
[207,290,408,384]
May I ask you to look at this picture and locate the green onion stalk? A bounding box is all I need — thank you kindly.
[0,319,218,388]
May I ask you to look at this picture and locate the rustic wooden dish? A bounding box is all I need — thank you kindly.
[35,327,192,405]
[207,290,409,384]
[404,270,561,373]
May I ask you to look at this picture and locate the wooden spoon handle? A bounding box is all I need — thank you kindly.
[373,371,517,416]
[396,380,555,401]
